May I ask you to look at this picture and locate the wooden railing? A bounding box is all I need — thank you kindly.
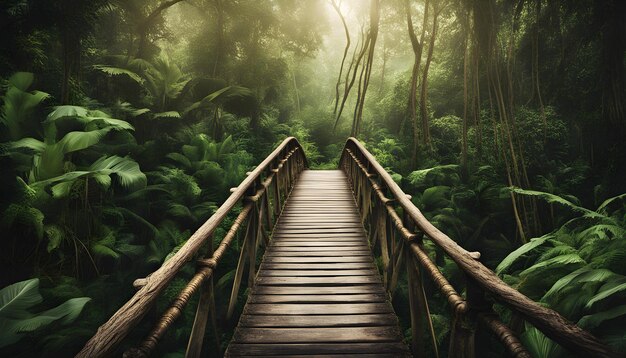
[340,137,618,358]
[77,137,307,358]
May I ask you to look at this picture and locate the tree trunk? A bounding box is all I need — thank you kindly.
[419,2,440,147]
[353,0,380,137]
[212,0,224,77]
[406,0,428,166]
[330,0,351,116]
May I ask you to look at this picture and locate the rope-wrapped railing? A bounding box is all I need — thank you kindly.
[339,137,618,358]
[77,137,307,358]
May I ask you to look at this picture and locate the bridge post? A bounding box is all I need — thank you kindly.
[406,246,427,358]
[185,234,219,358]
[449,275,489,358]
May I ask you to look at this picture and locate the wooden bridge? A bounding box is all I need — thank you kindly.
[77,138,618,357]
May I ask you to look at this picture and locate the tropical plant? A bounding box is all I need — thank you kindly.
[10,105,134,182]
[497,190,626,355]
[0,72,50,142]
[0,278,90,348]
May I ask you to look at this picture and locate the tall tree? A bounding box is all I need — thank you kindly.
[406,0,429,165]
[418,0,442,148]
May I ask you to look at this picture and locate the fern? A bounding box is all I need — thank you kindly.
[496,234,554,274]
[510,187,601,218]
[597,193,626,215]
[93,65,144,84]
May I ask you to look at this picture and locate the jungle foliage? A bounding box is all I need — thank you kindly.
[0,0,625,356]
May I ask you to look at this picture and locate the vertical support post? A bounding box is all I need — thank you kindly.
[272,163,282,219]
[226,205,254,320]
[247,178,260,289]
[380,211,390,287]
[406,247,426,358]
[185,235,217,358]
[449,275,488,358]
[263,179,273,232]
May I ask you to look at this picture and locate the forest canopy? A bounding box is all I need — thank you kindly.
[1,0,625,356]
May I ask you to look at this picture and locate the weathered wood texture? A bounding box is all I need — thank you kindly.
[225,170,409,357]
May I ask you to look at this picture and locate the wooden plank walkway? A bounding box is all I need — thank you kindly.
[226,170,410,357]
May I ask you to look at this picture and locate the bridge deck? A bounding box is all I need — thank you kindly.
[226,170,410,357]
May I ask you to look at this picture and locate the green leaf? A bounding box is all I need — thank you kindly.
[91,232,120,259]
[57,127,114,154]
[0,279,42,319]
[86,116,134,131]
[586,281,626,310]
[91,156,147,191]
[543,267,614,302]
[496,234,553,274]
[50,181,75,198]
[407,164,459,186]
[46,105,89,122]
[165,153,192,169]
[596,193,626,215]
[131,108,151,117]
[519,254,586,279]
[153,111,180,119]
[93,65,144,84]
[510,187,602,218]
[45,225,64,253]
[10,138,45,152]
[8,72,35,91]
[93,173,112,190]
[578,304,626,330]
[521,325,562,358]
[9,297,90,332]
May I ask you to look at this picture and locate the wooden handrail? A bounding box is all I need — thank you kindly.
[77,137,307,358]
[340,137,617,358]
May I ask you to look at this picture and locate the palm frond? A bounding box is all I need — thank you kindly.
[93,65,144,84]
[496,234,553,274]
[510,187,602,218]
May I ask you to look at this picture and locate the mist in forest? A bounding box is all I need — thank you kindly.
[1,0,625,356]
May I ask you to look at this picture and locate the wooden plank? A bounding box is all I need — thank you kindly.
[252,285,385,295]
[272,237,365,242]
[227,342,409,356]
[270,241,365,247]
[267,246,366,252]
[238,314,399,328]
[231,327,403,344]
[276,224,365,229]
[272,233,365,238]
[255,276,382,285]
[248,294,388,303]
[260,263,375,270]
[273,231,364,236]
[244,303,393,315]
[261,256,373,263]
[277,219,362,224]
[263,251,372,257]
[278,213,359,217]
[257,269,378,277]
